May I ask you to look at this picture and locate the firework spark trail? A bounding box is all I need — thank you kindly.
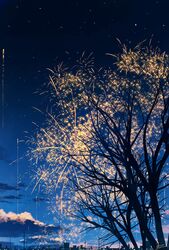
[30,46,169,243]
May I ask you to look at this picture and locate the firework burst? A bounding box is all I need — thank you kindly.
[29,45,169,245]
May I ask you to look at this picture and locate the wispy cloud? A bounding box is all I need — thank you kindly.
[0,194,22,203]
[0,182,26,192]
[0,182,18,191]
[33,197,49,203]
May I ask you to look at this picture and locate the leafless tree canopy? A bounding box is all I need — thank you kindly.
[31,45,169,249]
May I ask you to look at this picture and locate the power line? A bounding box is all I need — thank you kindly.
[1,48,5,128]
[16,138,19,214]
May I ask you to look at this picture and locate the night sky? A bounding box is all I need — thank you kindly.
[0,0,169,245]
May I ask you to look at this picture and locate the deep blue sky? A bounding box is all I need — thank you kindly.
[0,0,169,244]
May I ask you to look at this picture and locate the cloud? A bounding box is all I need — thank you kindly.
[33,197,49,203]
[20,235,62,245]
[0,200,11,204]
[20,235,46,244]
[0,182,26,192]
[0,194,22,203]
[0,182,18,191]
[1,195,22,200]
[0,209,59,237]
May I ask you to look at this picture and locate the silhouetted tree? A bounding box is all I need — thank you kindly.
[31,44,169,249]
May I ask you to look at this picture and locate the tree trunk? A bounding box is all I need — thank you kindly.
[129,191,158,249]
[150,192,166,248]
[112,228,129,249]
[127,230,139,250]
